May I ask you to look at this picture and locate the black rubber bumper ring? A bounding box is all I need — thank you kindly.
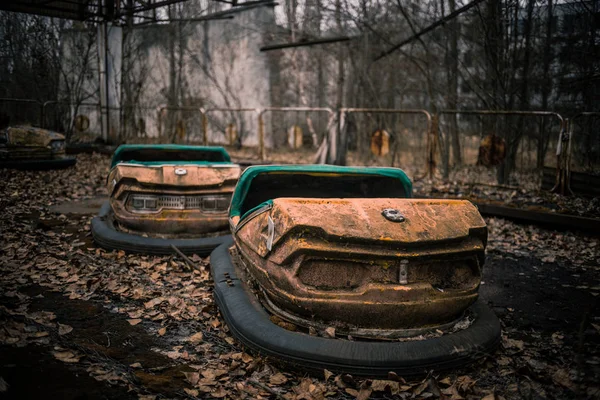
[92,202,231,256]
[210,238,501,377]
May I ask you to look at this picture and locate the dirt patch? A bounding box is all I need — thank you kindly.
[481,253,598,333]
[0,345,137,400]
[2,284,196,398]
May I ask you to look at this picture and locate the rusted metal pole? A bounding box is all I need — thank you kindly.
[201,108,208,145]
[258,112,265,161]
[553,112,600,196]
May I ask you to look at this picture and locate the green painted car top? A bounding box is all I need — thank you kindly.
[230,164,413,220]
[110,144,232,168]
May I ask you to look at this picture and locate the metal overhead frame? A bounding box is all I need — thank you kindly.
[0,0,193,23]
[260,36,352,52]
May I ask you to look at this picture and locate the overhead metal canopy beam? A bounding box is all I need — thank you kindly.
[0,0,195,22]
[260,36,351,51]
[0,0,96,20]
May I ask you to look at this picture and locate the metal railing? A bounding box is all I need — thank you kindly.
[258,107,336,161]
[340,108,433,178]
[203,108,260,148]
[3,97,598,196]
[558,112,600,195]
[437,110,566,190]
[156,106,203,143]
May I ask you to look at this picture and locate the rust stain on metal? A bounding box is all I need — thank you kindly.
[1,126,67,160]
[233,198,487,333]
[371,129,390,156]
[109,164,240,235]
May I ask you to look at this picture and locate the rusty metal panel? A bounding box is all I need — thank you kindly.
[233,198,487,333]
[6,126,65,147]
[1,126,66,160]
[108,164,240,235]
[108,164,240,197]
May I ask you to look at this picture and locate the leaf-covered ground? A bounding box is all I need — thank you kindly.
[0,154,599,400]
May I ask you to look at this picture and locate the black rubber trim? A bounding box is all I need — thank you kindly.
[0,157,77,170]
[92,202,231,256]
[475,202,599,233]
[210,239,501,377]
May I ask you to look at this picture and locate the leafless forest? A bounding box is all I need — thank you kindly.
[1,0,599,182]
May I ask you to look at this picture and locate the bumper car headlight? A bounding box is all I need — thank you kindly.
[202,195,231,212]
[50,140,65,152]
[128,194,159,212]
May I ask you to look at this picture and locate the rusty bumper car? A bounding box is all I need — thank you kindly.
[210,165,500,376]
[92,145,241,255]
[0,125,76,170]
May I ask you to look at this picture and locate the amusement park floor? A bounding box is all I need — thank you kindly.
[0,154,598,400]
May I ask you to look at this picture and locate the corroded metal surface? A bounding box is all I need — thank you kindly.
[109,164,240,235]
[0,126,66,160]
[233,198,487,332]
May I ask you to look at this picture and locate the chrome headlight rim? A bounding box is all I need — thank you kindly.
[125,193,231,214]
[127,194,160,213]
[50,140,66,152]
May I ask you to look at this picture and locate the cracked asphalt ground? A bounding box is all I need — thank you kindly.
[0,154,599,400]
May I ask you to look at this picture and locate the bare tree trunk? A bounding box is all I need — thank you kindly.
[500,0,534,184]
[328,0,345,164]
[166,5,178,143]
[484,0,507,183]
[538,0,553,168]
[447,0,461,166]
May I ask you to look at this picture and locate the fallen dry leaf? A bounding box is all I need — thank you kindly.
[553,369,576,391]
[241,353,253,363]
[53,351,80,363]
[202,369,227,380]
[127,319,142,326]
[371,379,400,394]
[357,387,372,400]
[58,323,73,335]
[183,388,199,397]
[187,332,203,343]
[270,372,288,385]
[503,337,525,351]
[211,387,228,398]
[184,371,200,386]
[144,297,164,309]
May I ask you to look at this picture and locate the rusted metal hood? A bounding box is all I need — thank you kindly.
[108,164,241,196]
[6,126,64,147]
[237,198,487,258]
[275,198,487,244]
